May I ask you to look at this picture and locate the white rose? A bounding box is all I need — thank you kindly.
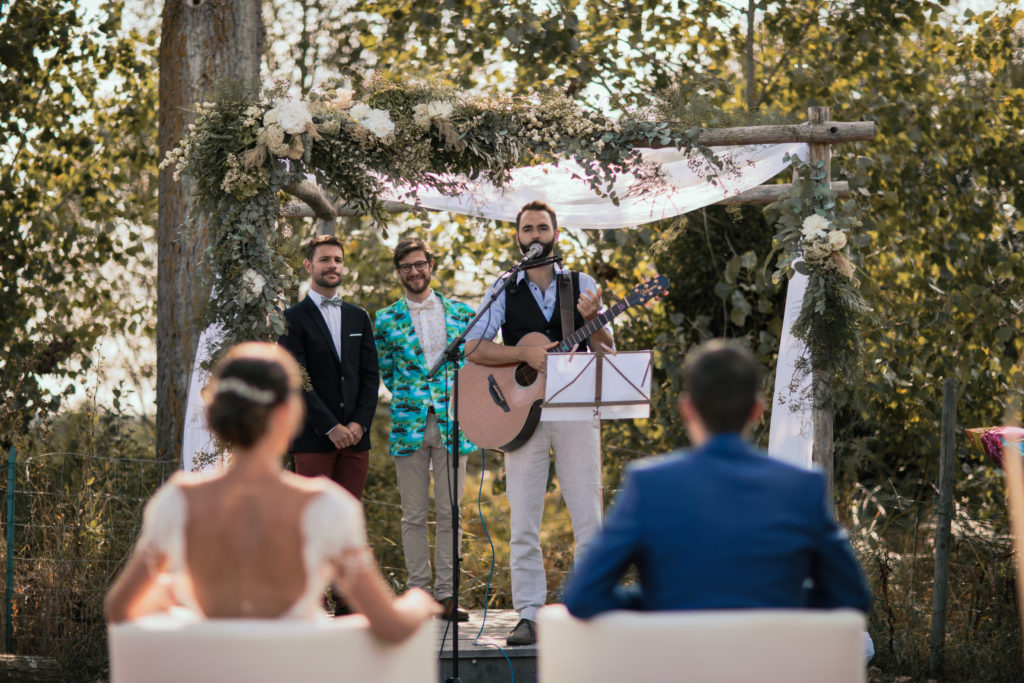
[361,109,395,138]
[827,230,848,250]
[263,109,279,126]
[241,269,266,298]
[801,213,830,239]
[427,101,453,119]
[275,99,314,134]
[412,103,432,130]
[330,89,354,110]
[349,103,371,120]
[413,100,454,130]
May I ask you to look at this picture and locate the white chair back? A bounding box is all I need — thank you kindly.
[538,604,865,683]
[109,612,436,683]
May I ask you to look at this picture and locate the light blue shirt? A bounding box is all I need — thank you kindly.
[465,263,600,342]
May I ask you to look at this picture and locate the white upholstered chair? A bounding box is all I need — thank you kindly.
[108,611,437,683]
[538,604,866,683]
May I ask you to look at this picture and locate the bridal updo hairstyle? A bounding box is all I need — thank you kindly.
[205,342,304,448]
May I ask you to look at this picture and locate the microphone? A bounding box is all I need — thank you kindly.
[520,242,545,263]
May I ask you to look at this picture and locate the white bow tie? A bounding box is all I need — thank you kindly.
[407,298,437,313]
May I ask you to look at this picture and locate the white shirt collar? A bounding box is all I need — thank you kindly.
[308,289,341,306]
[405,289,438,308]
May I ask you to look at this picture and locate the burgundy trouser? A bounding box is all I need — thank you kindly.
[293,448,370,500]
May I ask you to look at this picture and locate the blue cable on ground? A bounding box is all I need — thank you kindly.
[470,448,515,682]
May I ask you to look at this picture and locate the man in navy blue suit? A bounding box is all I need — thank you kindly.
[562,340,871,618]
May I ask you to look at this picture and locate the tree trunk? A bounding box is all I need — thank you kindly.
[157,0,264,462]
[744,0,756,111]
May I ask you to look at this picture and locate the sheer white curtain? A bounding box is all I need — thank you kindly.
[180,142,814,470]
[384,143,807,229]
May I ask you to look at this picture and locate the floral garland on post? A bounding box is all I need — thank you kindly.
[162,77,717,363]
[769,157,869,381]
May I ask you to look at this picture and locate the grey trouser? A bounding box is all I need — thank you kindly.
[504,419,603,622]
[394,412,468,599]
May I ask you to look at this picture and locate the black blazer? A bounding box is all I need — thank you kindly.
[278,296,379,453]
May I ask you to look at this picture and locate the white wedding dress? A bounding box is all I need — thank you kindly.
[135,474,369,620]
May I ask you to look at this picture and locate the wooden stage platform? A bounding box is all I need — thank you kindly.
[436,609,537,683]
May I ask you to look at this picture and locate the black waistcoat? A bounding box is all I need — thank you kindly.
[501,271,589,351]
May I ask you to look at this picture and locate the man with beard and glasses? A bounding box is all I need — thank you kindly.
[373,237,477,622]
[464,200,613,646]
[279,234,379,501]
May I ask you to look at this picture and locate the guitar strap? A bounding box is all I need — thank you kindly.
[557,270,575,345]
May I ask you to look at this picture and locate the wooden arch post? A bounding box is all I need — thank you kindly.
[807,105,835,500]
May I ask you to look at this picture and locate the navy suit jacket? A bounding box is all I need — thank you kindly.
[278,296,379,453]
[562,434,871,618]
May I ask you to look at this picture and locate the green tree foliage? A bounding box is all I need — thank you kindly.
[0,1,158,448]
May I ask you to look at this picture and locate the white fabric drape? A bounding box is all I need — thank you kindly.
[181,325,227,473]
[384,143,808,229]
[768,269,813,469]
[180,142,813,470]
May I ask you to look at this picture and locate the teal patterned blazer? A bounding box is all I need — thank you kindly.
[374,294,477,458]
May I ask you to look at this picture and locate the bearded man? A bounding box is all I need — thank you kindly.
[373,237,476,622]
[464,201,613,646]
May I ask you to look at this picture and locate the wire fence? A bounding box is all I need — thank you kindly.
[0,447,175,682]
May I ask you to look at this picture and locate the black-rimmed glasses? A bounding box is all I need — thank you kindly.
[397,260,431,274]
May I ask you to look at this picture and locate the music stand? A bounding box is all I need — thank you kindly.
[541,347,653,420]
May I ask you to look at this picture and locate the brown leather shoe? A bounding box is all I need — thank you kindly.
[506,618,536,646]
[437,596,469,622]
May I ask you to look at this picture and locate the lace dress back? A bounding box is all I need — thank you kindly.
[135,475,368,620]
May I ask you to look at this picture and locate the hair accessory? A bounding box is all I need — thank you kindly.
[214,377,278,405]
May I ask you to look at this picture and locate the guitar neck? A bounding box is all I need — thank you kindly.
[554,298,629,352]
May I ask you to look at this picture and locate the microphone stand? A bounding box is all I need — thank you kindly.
[426,254,560,683]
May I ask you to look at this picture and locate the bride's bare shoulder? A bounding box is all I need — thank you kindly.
[169,469,227,490]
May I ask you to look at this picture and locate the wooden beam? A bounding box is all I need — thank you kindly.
[671,120,875,147]
[808,105,835,502]
[280,116,872,221]
[717,181,850,205]
[282,179,336,221]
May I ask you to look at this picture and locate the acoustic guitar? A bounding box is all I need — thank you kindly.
[457,276,669,451]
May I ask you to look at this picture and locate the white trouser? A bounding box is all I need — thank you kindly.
[394,412,468,599]
[504,419,602,622]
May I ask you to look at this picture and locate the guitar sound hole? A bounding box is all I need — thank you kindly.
[513,363,539,387]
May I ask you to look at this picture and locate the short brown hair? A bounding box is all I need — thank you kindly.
[515,201,557,232]
[683,340,760,434]
[304,234,345,261]
[392,237,434,268]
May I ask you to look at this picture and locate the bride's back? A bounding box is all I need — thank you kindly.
[180,473,324,618]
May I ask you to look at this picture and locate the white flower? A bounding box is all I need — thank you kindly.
[827,230,848,250]
[241,269,266,298]
[412,100,454,130]
[350,104,395,139]
[361,109,395,138]
[274,99,314,134]
[801,213,830,241]
[329,89,354,110]
[349,103,371,120]
[263,109,279,126]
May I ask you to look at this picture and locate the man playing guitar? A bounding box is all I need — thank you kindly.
[464,200,612,646]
